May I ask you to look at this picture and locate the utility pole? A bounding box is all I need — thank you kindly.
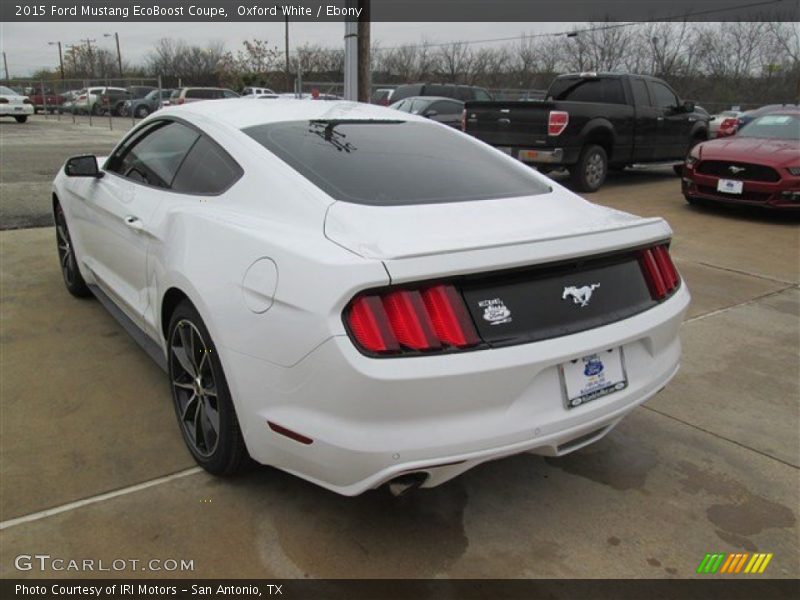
[285,17,291,93]
[104,33,123,78]
[49,42,65,80]
[2,52,9,82]
[343,0,358,100]
[357,0,370,103]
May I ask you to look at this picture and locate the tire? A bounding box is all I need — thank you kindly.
[14,115,28,123]
[91,104,101,116]
[54,202,91,298]
[134,105,150,118]
[167,300,248,476]
[569,144,608,193]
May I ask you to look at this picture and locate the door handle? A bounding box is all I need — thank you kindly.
[497,118,511,125]
[124,215,144,231]
[657,116,664,121]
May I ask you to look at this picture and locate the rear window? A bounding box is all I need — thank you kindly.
[243,120,551,206]
[549,77,626,104]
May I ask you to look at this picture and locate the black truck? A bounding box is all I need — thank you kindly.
[463,72,709,192]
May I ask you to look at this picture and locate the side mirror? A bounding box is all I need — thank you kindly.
[65,155,103,178]
[423,109,438,118]
[682,100,695,113]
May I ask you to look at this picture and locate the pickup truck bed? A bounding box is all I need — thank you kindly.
[464,73,709,192]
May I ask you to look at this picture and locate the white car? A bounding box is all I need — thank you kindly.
[0,85,34,122]
[242,86,276,96]
[709,110,744,137]
[51,99,690,496]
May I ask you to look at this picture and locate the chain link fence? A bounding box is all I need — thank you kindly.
[4,77,168,130]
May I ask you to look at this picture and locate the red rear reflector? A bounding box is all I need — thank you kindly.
[347,296,400,353]
[421,285,480,348]
[548,110,569,136]
[382,290,441,351]
[267,421,313,445]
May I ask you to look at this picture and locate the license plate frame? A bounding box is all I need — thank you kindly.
[717,178,743,195]
[560,348,628,409]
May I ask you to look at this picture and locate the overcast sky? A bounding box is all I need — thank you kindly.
[0,21,571,76]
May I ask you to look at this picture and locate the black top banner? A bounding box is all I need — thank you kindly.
[2,0,799,22]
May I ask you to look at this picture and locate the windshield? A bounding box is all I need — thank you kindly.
[0,86,19,96]
[243,119,551,206]
[738,114,800,140]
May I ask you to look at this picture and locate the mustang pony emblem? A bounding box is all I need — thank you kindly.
[728,166,746,174]
[562,284,600,307]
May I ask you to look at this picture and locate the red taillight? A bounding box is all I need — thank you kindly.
[422,285,480,347]
[548,110,569,136]
[0,98,8,104]
[348,295,400,353]
[177,97,185,105]
[639,245,679,300]
[346,284,479,356]
[382,290,441,351]
[23,98,32,104]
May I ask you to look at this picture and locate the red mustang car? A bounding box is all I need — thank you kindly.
[682,109,800,211]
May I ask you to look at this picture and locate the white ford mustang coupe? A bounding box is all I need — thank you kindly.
[52,99,689,495]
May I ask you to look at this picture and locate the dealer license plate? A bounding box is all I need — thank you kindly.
[717,178,743,194]
[561,348,627,409]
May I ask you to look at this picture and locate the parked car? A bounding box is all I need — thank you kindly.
[464,72,709,191]
[709,110,744,138]
[370,88,394,105]
[389,83,493,104]
[27,87,63,113]
[56,90,82,114]
[169,87,240,105]
[277,92,341,100]
[121,89,174,118]
[736,103,799,131]
[242,86,275,96]
[0,85,34,122]
[682,108,800,211]
[73,86,130,115]
[389,96,464,128]
[52,99,689,495]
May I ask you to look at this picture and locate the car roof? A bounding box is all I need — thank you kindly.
[159,98,424,130]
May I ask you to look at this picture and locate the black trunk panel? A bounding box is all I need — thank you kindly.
[460,253,658,347]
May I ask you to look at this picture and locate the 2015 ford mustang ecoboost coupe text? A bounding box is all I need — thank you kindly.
[52,99,689,495]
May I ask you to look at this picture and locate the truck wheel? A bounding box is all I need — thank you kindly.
[570,145,608,193]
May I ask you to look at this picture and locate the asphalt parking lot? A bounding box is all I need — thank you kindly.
[0,116,798,579]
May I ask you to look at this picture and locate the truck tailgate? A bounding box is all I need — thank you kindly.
[464,100,553,146]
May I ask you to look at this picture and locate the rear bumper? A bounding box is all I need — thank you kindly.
[683,166,800,211]
[224,284,690,495]
[506,146,581,166]
[0,105,34,117]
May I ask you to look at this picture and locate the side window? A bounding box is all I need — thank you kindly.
[106,121,199,188]
[649,82,679,109]
[223,90,239,98]
[630,79,650,107]
[172,135,242,194]
[473,89,492,102]
[429,100,461,115]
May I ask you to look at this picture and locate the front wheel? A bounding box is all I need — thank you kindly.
[134,105,150,118]
[569,144,608,193]
[168,301,248,476]
[54,202,91,297]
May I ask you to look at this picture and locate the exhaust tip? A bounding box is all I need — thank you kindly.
[387,472,428,497]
